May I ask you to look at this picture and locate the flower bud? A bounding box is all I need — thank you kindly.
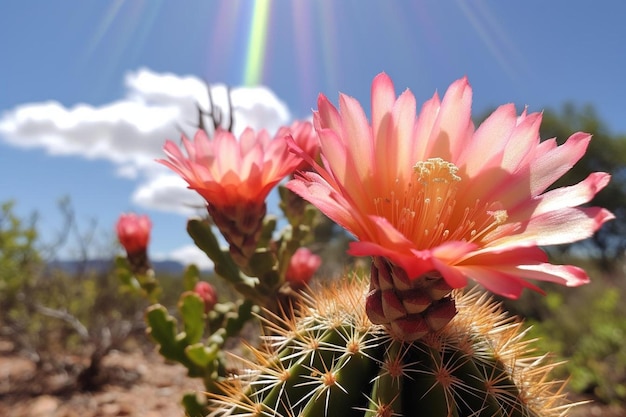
[286,248,321,286]
[116,213,151,255]
[194,281,218,313]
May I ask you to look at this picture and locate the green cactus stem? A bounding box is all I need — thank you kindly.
[208,277,576,417]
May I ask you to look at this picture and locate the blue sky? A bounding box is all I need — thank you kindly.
[1,1,625,267]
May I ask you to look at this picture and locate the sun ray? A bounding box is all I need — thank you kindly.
[243,0,272,86]
[83,0,126,61]
[455,0,527,82]
[314,0,340,98]
[291,1,316,112]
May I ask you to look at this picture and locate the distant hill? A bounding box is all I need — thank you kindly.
[47,259,197,275]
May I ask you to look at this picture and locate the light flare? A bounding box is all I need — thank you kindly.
[243,0,272,86]
[456,0,528,81]
[83,0,125,60]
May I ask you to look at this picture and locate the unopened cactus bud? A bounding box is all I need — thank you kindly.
[194,281,218,313]
[116,213,151,254]
[286,247,321,286]
[116,213,152,275]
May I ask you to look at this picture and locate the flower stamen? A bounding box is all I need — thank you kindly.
[373,158,509,250]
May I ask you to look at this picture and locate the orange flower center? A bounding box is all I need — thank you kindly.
[373,158,507,249]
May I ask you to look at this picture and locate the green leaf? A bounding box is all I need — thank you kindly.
[185,343,219,368]
[187,218,266,305]
[182,392,208,417]
[248,248,277,277]
[187,218,244,283]
[224,299,255,336]
[145,305,184,361]
[179,292,206,345]
[257,215,277,247]
[183,264,200,291]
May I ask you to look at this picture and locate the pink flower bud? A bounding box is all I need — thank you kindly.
[194,281,218,313]
[286,248,322,285]
[116,213,151,255]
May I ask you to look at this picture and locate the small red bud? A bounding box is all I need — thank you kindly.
[194,281,218,313]
[116,213,151,255]
[286,248,321,285]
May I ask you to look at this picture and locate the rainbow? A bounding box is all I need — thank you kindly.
[243,0,272,86]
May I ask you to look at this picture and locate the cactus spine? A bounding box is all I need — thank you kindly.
[209,277,574,417]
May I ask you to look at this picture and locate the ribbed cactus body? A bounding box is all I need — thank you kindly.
[210,278,572,417]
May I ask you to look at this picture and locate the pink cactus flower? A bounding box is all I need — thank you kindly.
[289,73,614,340]
[159,128,302,211]
[288,73,614,300]
[194,281,218,313]
[286,247,322,285]
[116,213,151,255]
[159,128,303,266]
[275,120,320,170]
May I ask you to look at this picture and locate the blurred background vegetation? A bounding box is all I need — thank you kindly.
[1,103,625,407]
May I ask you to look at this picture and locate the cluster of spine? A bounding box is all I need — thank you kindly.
[209,278,575,417]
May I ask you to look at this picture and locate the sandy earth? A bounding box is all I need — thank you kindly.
[1,348,625,417]
[0,350,203,417]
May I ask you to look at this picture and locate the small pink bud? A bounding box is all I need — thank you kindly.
[116,213,151,254]
[286,248,321,285]
[194,281,218,313]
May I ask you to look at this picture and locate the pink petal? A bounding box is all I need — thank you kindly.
[287,173,367,238]
[490,207,614,250]
[459,103,518,177]
[432,258,468,289]
[529,132,591,195]
[501,112,543,173]
[515,263,590,287]
[459,266,543,299]
[413,92,441,160]
[339,93,375,179]
[315,94,343,135]
[371,72,396,138]
[390,89,418,180]
[511,172,611,220]
[425,77,473,162]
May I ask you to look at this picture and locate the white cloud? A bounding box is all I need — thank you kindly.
[132,173,206,216]
[0,68,292,213]
[153,244,215,271]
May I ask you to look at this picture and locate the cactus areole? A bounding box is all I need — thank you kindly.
[209,278,573,417]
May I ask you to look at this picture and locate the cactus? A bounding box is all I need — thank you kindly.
[209,277,575,417]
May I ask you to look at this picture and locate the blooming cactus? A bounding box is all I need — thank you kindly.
[159,128,302,267]
[288,73,614,340]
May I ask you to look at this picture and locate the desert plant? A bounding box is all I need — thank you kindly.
[0,200,149,393]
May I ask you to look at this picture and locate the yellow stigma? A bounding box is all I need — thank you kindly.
[373,158,508,249]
